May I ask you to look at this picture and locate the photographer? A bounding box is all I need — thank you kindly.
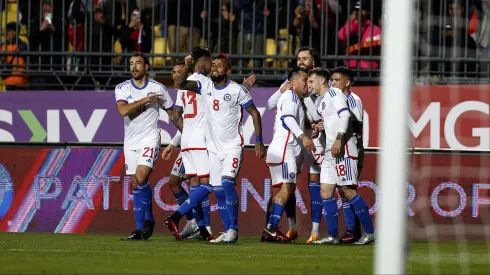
[120,8,152,56]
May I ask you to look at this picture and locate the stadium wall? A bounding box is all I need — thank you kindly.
[0,85,488,149]
[0,146,489,240]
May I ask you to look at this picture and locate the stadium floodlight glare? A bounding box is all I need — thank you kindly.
[374,0,414,274]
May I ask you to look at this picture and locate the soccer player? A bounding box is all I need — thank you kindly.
[262,69,316,242]
[166,52,265,243]
[115,53,182,240]
[330,66,366,243]
[158,62,199,239]
[163,48,215,240]
[312,72,374,245]
[163,47,216,241]
[264,47,322,241]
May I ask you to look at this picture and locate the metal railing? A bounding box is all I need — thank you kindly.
[0,0,489,90]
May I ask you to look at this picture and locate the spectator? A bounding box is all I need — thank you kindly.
[0,22,28,89]
[167,0,204,54]
[338,0,381,71]
[201,0,238,53]
[28,0,64,87]
[291,0,321,54]
[235,0,268,71]
[66,0,87,73]
[120,8,152,55]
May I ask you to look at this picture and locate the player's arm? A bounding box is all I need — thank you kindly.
[162,131,181,160]
[245,102,265,159]
[167,108,184,133]
[266,81,291,110]
[332,94,351,157]
[280,94,315,152]
[115,94,161,117]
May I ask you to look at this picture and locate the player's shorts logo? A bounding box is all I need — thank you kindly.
[223,94,232,101]
[322,102,326,110]
[290,172,296,179]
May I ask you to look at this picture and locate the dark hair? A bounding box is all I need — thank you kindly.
[308,68,331,82]
[215,52,231,69]
[331,66,354,84]
[297,46,321,68]
[174,60,185,66]
[132,52,150,65]
[288,68,308,81]
[191,46,212,62]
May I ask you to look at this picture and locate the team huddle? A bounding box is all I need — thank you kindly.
[115,47,375,245]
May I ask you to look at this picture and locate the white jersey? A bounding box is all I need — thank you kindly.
[266,90,305,165]
[199,79,253,153]
[303,94,326,151]
[115,78,173,150]
[175,73,208,151]
[317,87,357,158]
[346,91,365,156]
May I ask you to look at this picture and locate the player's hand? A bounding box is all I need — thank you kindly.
[280,81,292,93]
[331,140,342,157]
[316,120,324,131]
[184,55,194,68]
[161,144,174,160]
[311,126,319,139]
[301,134,316,153]
[147,92,163,104]
[243,74,256,88]
[255,142,266,160]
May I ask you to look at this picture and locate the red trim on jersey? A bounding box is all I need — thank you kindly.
[266,130,291,165]
[239,108,244,147]
[185,173,197,177]
[181,147,207,152]
[197,173,210,178]
[344,136,358,159]
[271,182,285,188]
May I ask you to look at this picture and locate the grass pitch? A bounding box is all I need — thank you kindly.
[1,233,489,274]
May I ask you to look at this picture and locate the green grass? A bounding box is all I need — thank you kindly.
[0,233,489,274]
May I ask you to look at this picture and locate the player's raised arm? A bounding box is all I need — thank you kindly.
[331,90,351,157]
[174,55,201,92]
[281,92,316,153]
[266,81,292,110]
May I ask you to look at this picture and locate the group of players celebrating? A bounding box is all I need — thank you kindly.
[115,46,375,245]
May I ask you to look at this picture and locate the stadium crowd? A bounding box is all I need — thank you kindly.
[0,0,488,90]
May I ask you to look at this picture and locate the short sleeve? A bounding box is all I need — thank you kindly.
[333,93,349,116]
[115,87,128,103]
[160,85,174,110]
[237,85,253,108]
[175,90,184,109]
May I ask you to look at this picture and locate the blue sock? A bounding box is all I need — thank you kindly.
[201,195,211,227]
[214,186,230,231]
[269,203,285,230]
[343,200,356,232]
[309,182,322,223]
[173,188,194,221]
[222,178,239,231]
[323,197,339,236]
[349,194,374,234]
[137,183,154,222]
[188,185,208,227]
[132,189,144,231]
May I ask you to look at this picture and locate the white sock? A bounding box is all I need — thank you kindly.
[266,223,272,230]
[288,218,296,230]
[187,218,196,225]
[311,222,320,236]
[206,226,212,235]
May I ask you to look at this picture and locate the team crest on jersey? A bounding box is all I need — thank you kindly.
[290,172,296,179]
[223,94,232,101]
[322,102,326,109]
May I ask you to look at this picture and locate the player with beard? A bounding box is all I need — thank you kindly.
[262,47,322,242]
[115,53,183,240]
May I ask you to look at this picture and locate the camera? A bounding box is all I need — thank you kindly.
[44,12,52,24]
[132,11,140,22]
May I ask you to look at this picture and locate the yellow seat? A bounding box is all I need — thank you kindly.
[153,37,172,66]
[277,28,293,69]
[7,2,17,12]
[266,38,277,66]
